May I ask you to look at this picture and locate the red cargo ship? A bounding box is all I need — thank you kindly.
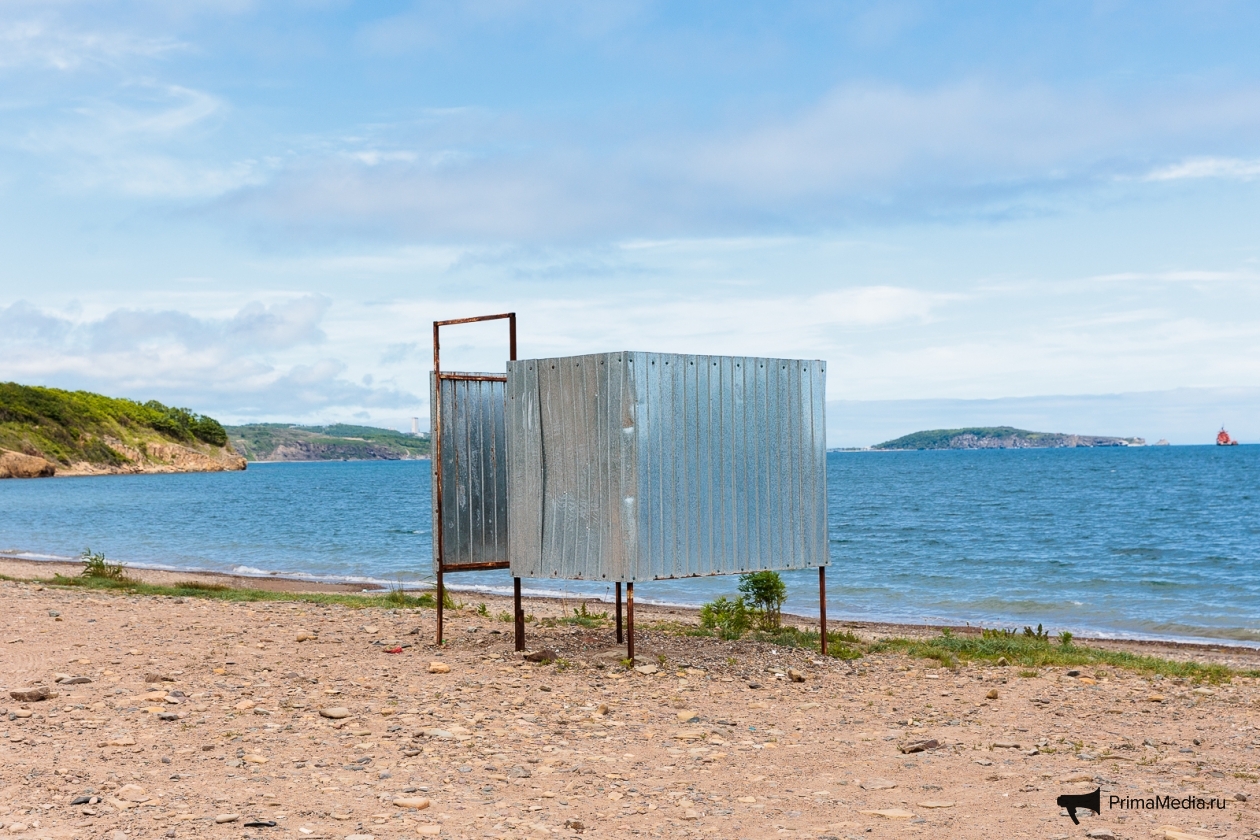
[1217,427,1239,446]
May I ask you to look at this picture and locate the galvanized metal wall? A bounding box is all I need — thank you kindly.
[507,354,638,581]
[431,372,509,569]
[507,352,827,581]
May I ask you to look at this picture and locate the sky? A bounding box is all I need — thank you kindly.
[1,1,1258,445]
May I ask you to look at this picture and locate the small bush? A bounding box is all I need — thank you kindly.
[739,571,787,630]
[189,415,228,447]
[1023,623,1050,642]
[79,548,128,581]
[559,602,607,628]
[700,596,750,640]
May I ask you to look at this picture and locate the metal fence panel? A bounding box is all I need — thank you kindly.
[432,372,509,569]
[507,354,637,580]
[507,352,826,581]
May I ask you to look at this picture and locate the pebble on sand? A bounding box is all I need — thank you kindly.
[215,813,240,823]
[428,662,451,674]
[860,808,915,819]
[1161,827,1214,840]
[392,797,431,809]
[320,707,351,719]
[9,686,53,702]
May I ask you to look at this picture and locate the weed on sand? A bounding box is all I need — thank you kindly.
[870,627,1256,683]
[41,573,434,610]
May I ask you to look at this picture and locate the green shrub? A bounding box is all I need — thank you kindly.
[190,415,228,446]
[699,596,750,640]
[559,602,608,628]
[79,548,128,581]
[738,571,787,630]
[80,438,128,466]
[1023,623,1050,642]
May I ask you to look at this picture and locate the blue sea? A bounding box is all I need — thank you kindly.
[0,447,1256,646]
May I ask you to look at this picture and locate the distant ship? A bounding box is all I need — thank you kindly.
[1217,427,1239,446]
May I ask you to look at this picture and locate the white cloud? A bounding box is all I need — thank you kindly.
[1088,270,1260,285]
[212,80,1260,242]
[0,296,421,419]
[1142,157,1260,182]
[10,81,264,198]
[0,18,182,71]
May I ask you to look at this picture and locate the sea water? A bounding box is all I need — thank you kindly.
[0,447,1255,645]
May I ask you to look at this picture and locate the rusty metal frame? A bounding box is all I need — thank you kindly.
[432,312,523,651]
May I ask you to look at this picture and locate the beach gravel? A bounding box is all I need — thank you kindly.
[0,572,1255,839]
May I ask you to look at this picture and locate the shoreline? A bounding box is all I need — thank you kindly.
[2,553,1257,668]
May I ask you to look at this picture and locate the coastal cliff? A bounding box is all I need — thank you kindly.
[0,383,245,478]
[874,426,1145,450]
[226,423,430,461]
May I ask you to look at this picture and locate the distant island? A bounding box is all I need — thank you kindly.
[0,383,245,478]
[874,426,1145,450]
[226,423,430,462]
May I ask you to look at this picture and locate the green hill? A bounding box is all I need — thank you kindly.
[226,423,430,461]
[874,426,1144,450]
[0,383,245,477]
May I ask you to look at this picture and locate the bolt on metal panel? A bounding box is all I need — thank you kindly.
[507,351,827,581]
[431,371,509,569]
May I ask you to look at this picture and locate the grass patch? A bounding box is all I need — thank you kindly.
[556,602,608,628]
[747,626,864,660]
[43,573,436,610]
[171,580,230,592]
[383,578,434,609]
[869,628,1258,684]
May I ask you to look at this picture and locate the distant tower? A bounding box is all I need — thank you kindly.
[411,417,420,436]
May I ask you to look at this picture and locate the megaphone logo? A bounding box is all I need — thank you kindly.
[1056,787,1101,824]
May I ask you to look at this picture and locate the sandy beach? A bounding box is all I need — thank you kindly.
[0,563,1256,840]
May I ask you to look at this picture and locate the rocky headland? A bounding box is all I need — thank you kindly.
[875,426,1145,450]
[0,383,245,479]
[226,423,430,462]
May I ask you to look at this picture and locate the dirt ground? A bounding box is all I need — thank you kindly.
[0,572,1257,840]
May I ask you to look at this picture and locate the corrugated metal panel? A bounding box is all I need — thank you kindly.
[507,354,637,580]
[431,372,509,569]
[507,352,826,581]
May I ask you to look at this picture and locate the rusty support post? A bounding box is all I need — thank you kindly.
[436,568,445,646]
[615,582,623,644]
[514,577,525,652]
[433,319,444,647]
[626,582,634,661]
[819,566,827,657]
[431,312,516,647]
